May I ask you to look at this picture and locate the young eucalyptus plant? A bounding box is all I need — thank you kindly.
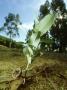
[23,11,57,71]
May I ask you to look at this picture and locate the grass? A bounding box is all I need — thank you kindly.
[0,45,67,90]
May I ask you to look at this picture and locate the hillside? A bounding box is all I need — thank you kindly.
[0,35,23,49]
[0,46,67,90]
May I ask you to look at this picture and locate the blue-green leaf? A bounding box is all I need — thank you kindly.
[34,13,57,36]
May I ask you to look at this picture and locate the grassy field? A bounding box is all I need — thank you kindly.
[0,45,67,90]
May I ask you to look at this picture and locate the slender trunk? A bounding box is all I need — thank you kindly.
[9,34,12,48]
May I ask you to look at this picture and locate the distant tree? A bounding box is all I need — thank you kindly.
[1,13,21,48]
[39,0,50,20]
[50,0,67,52]
[39,0,67,52]
[51,0,66,14]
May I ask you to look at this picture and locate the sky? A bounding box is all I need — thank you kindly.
[0,0,67,42]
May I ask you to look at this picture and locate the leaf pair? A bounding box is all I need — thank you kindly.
[23,12,57,70]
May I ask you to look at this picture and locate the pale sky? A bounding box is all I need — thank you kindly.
[0,0,67,42]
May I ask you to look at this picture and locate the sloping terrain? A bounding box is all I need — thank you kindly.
[0,46,67,90]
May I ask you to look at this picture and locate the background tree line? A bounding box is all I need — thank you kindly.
[39,0,67,53]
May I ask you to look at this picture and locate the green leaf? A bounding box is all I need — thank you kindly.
[27,46,33,56]
[34,13,57,36]
[23,45,33,56]
[26,54,31,64]
[23,45,33,65]
[30,33,37,45]
[23,12,57,70]
[28,32,40,49]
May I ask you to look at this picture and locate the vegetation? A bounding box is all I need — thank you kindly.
[39,0,67,52]
[0,46,67,90]
[0,13,21,48]
[0,35,23,49]
[23,12,57,71]
[0,0,67,90]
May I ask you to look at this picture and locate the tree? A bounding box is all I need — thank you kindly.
[51,0,66,14]
[39,0,67,52]
[1,13,21,48]
[39,0,50,20]
[50,0,67,52]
